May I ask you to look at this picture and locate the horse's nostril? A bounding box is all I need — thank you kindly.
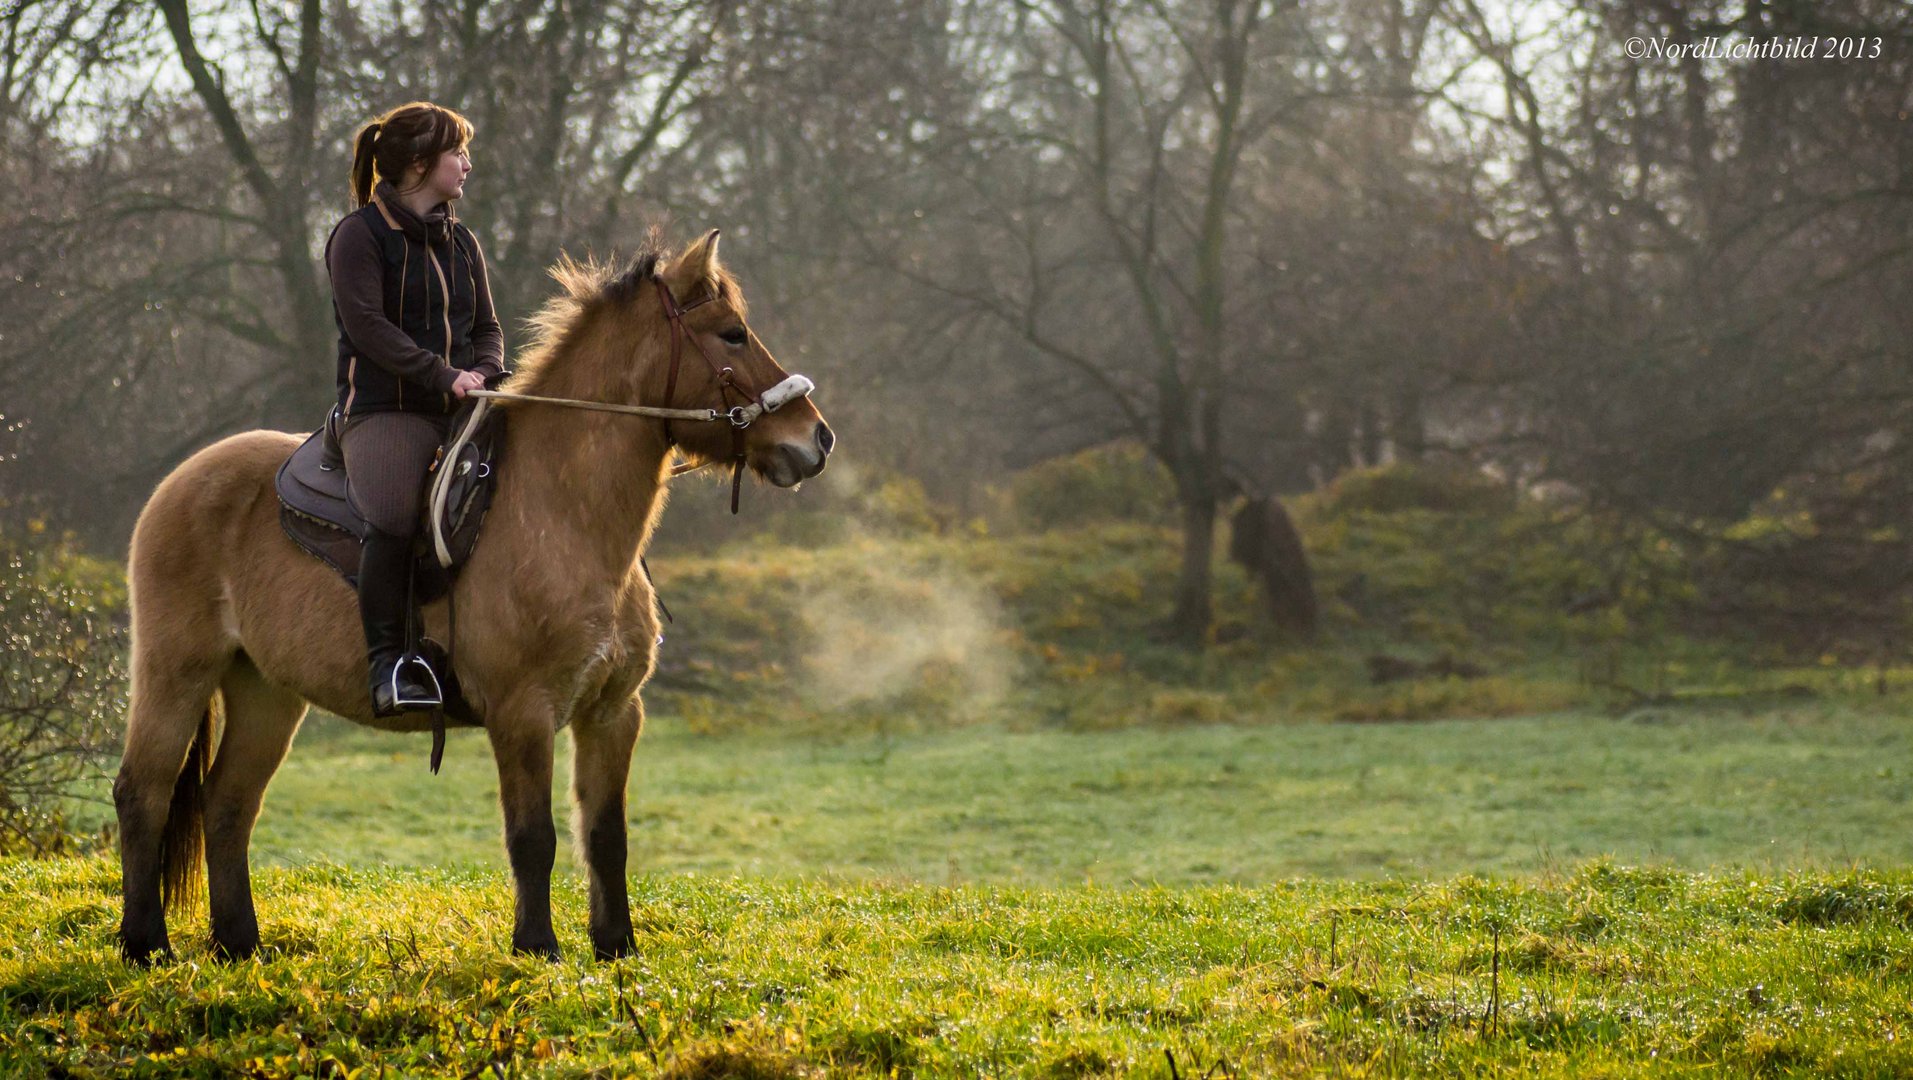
[816,422,835,455]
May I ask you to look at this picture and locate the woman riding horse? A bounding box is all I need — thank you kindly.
[115,139,832,963]
[327,102,504,715]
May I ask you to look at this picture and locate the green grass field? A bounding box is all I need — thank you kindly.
[15,701,1913,1075]
[7,856,1913,1076]
[75,699,1913,883]
[14,484,1913,1074]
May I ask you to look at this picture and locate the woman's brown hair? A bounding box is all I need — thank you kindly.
[349,102,475,208]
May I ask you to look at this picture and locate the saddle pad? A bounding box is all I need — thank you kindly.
[276,426,370,587]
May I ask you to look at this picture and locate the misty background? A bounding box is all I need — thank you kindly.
[2,0,1911,654]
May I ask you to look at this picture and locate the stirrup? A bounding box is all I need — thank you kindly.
[389,653,444,709]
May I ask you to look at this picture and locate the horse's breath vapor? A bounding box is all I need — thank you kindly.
[795,465,1015,720]
[800,563,1014,722]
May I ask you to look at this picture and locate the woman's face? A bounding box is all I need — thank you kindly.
[404,146,471,204]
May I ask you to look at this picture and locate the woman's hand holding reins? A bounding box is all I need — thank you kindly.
[450,370,485,399]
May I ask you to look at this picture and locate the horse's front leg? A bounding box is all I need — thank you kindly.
[571,697,642,960]
[487,697,560,958]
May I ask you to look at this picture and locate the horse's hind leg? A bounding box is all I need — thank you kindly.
[202,658,306,960]
[115,642,228,964]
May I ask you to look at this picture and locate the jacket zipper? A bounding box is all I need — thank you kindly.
[428,239,454,413]
[396,240,409,411]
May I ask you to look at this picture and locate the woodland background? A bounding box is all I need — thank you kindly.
[3,0,1910,648]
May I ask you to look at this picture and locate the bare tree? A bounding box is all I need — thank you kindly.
[152,0,332,425]
[0,0,742,543]
[831,0,1302,642]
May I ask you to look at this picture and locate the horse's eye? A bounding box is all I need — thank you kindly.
[719,327,748,346]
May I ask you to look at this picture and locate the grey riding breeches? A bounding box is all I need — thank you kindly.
[340,410,451,537]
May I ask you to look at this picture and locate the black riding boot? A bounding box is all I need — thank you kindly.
[358,524,441,716]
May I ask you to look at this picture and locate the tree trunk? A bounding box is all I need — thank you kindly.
[1167,475,1217,643]
[263,290,334,429]
[156,0,331,432]
[1358,398,1383,467]
[1317,395,1355,482]
[1391,389,1425,462]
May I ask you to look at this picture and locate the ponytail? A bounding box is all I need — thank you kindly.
[350,121,382,208]
[347,104,474,209]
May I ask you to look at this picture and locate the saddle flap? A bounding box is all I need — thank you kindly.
[275,428,363,538]
[277,400,504,599]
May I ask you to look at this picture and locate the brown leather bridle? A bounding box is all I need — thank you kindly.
[467,273,815,515]
[657,276,767,515]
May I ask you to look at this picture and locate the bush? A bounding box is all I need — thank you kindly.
[997,442,1177,532]
[1687,483,1913,661]
[1310,462,1513,519]
[0,525,127,855]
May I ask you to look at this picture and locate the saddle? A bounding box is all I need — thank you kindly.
[275,398,505,597]
[275,398,507,765]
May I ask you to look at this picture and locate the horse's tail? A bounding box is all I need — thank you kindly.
[160,696,217,914]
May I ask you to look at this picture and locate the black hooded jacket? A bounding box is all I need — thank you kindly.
[325,179,507,418]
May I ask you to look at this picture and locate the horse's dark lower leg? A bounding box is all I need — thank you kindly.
[491,720,560,958]
[572,703,641,959]
[203,818,259,960]
[115,666,220,964]
[203,661,305,960]
[115,767,174,964]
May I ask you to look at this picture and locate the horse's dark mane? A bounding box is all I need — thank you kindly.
[509,228,744,394]
[510,234,666,392]
[605,250,665,301]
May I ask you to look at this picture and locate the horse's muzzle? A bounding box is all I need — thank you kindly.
[765,421,832,488]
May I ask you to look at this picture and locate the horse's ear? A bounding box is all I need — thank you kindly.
[664,229,721,294]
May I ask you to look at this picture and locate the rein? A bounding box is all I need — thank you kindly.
[465,276,814,512]
[464,389,734,424]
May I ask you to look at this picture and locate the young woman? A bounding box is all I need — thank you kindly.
[326,101,507,716]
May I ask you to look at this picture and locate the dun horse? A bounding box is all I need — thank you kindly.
[115,231,832,963]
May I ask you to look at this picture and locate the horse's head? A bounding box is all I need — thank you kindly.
[639,230,832,488]
[515,229,834,490]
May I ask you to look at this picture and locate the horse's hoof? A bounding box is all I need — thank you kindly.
[119,938,172,967]
[512,937,563,961]
[592,932,637,962]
